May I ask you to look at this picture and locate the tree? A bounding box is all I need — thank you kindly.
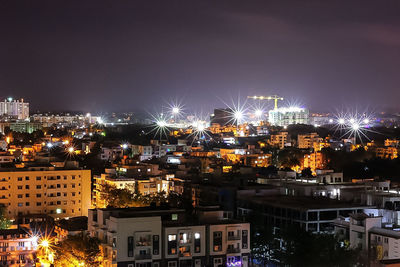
[0,206,11,229]
[53,233,102,267]
[276,226,362,267]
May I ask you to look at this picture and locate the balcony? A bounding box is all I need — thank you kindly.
[227,247,241,254]
[135,254,152,260]
[227,236,241,241]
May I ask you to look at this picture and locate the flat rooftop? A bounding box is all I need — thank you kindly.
[244,195,372,211]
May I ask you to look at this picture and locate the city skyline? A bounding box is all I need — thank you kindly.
[1,0,400,112]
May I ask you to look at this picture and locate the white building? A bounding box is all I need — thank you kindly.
[0,98,29,120]
[268,107,309,126]
[88,207,250,267]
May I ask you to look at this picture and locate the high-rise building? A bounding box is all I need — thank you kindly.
[0,98,29,120]
[268,107,309,126]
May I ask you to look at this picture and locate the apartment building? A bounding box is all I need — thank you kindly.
[0,162,91,219]
[0,227,39,266]
[297,132,321,149]
[88,207,250,267]
[93,168,172,208]
[269,132,288,149]
[334,212,400,262]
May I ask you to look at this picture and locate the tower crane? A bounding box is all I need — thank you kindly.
[247,95,284,110]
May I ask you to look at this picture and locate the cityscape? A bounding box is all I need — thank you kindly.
[2,1,400,267]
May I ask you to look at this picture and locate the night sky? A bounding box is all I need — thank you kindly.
[1,0,400,113]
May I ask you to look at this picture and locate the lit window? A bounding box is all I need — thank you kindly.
[168,235,176,241]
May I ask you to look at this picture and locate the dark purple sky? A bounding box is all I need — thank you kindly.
[1,0,400,113]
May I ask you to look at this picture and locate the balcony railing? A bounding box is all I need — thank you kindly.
[135,254,152,260]
[227,247,241,254]
[227,236,241,241]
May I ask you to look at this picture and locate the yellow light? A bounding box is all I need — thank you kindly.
[40,239,49,248]
[68,147,75,153]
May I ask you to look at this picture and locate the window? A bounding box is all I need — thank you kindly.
[168,262,177,267]
[25,194,29,197]
[72,193,76,197]
[17,195,22,198]
[168,234,177,255]
[18,242,24,247]
[63,176,67,180]
[171,214,178,220]
[72,184,76,188]
[36,177,41,181]
[36,202,41,206]
[57,184,60,188]
[18,203,23,207]
[36,185,41,189]
[25,202,30,206]
[17,177,22,181]
[213,231,222,252]
[63,184,67,188]
[36,194,41,198]
[357,232,363,239]
[25,176,29,181]
[25,185,29,189]
[72,175,76,180]
[17,186,22,190]
[384,237,389,244]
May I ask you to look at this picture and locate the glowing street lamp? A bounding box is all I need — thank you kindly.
[352,123,360,130]
[255,109,263,117]
[338,118,345,124]
[172,107,180,114]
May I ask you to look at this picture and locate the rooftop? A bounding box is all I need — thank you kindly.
[245,195,372,211]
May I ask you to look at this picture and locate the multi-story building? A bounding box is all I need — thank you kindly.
[237,195,370,233]
[0,161,91,219]
[375,147,398,160]
[88,207,250,267]
[93,168,172,208]
[0,227,39,266]
[268,107,309,126]
[302,152,324,173]
[0,98,29,120]
[334,213,400,262]
[297,133,321,149]
[269,132,288,149]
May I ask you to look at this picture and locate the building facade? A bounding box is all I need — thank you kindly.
[0,98,29,120]
[0,165,91,219]
[88,207,250,267]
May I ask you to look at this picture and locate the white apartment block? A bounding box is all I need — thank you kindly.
[88,207,250,267]
[0,98,29,120]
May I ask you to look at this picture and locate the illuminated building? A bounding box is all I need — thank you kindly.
[0,98,29,120]
[93,169,172,208]
[302,152,324,173]
[384,139,400,147]
[88,207,250,267]
[269,132,288,149]
[297,133,322,149]
[0,227,39,266]
[0,122,42,134]
[0,162,91,219]
[268,107,309,126]
[375,147,398,160]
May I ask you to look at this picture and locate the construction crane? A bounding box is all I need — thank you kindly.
[247,95,284,110]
